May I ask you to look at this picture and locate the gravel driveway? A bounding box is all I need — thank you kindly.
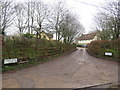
[2,48,118,88]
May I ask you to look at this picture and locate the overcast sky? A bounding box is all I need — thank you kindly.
[6,0,113,35]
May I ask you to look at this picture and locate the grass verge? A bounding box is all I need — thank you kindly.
[2,49,77,73]
[87,49,119,61]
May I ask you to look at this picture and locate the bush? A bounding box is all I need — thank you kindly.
[87,39,120,60]
[23,33,34,38]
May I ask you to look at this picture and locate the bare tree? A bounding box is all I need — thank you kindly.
[25,1,34,34]
[29,1,36,34]
[0,1,14,35]
[48,2,68,41]
[107,1,120,39]
[47,2,84,42]
[94,12,113,40]
[27,1,30,34]
[14,3,27,35]
[60,13,84,43]
[95,0,120,40]
[33,2,48,39]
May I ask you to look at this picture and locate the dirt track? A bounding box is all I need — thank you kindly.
[2,48,118,88]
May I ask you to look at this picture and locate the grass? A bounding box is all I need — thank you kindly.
[2,48,76,72]
[87,48,119,61]
[104,49,119,60]
[2,53,61,72]
[2,37,76,72]
[105,49,118,54]
[2,47,75,72]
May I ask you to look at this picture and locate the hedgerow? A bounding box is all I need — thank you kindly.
[3,36,76,60]
[87,39,120,60]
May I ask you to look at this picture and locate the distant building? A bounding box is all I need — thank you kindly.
[76,32,100,46]
[53,33,64,42]
[40,31,53,40]
[33,31,53,40]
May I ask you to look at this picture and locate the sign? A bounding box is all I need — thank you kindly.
[4,58,18,64]
[105,52,112,56]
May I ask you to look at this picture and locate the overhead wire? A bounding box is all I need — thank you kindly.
[74,0,109,11]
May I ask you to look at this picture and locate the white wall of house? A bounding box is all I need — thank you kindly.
[78,39,93,45]
[93,35,98,40]
[78,35,98,45]
[53,33,64,42]
[53,33,56,40]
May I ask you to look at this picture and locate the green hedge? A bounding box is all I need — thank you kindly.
[2,36,76,60]
[87,39,120,60]
[2,36,76,72]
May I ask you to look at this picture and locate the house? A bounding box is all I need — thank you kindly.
[53,33,64,42]
[77,32,100,46]
[33,31,53,40]
[40,31,53,40]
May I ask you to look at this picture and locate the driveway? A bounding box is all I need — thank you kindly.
[2,48,118,88]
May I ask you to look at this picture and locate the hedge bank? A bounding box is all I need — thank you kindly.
[87,39,120,61]
[2,36,76,72]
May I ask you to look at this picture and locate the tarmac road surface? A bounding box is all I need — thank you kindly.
[2,48,118,88]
